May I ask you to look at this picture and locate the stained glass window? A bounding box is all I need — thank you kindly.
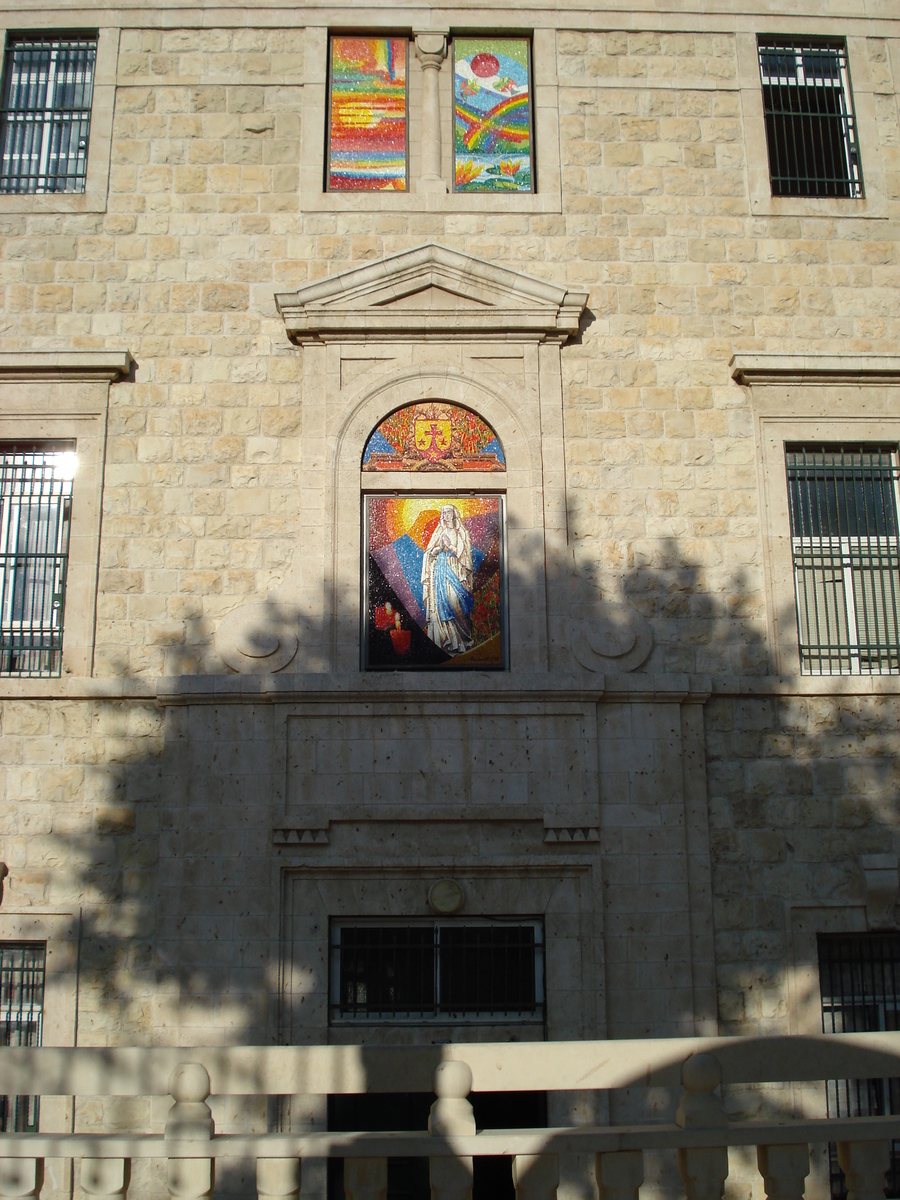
[453,38,533,194]
[362,404,505,472]
[327,36,408,192]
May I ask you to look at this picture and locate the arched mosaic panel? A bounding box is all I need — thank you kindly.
[362,403,506,472]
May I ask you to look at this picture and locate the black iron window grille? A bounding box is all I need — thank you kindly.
[330,919,544,1023]
[0,448,74,678]
[818,933,900,1198]
[786,446,900,675]
[0,36,96,194]
[757,38,863,199]
[0,943,45,1135]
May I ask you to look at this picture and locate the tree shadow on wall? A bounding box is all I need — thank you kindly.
[3,537,899,1199]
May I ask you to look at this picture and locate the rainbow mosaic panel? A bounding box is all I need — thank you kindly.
[453,37,534,193]
[328,36,408,191]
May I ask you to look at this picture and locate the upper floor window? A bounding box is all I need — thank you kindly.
[0,35,96,195]
[327,36,408,192]
[757,37,863,199]
[787,445,899,675]
[0,447,75,677]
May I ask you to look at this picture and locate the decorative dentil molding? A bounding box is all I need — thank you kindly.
[275,244,588,345]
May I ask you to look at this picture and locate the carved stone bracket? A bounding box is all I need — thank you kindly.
[860,853,899,929]
[215,600,299,674]
[567,553,653,673]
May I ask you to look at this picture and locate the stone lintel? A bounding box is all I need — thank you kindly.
[731,353,900,385]
[0,350,135,382]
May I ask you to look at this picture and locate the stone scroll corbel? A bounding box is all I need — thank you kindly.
[860,853,899,930]
[215,598,299,674]
[566,552,653,673]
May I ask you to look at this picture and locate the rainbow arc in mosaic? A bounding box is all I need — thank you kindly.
[328,36,407,191]
[453,37,533,193]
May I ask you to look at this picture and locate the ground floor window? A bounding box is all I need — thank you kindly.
[0,942,45,1133]
[330,918,544,1024]
[818,932,900,1197]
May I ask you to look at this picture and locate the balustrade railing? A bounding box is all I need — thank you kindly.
[0,1034,899,1200]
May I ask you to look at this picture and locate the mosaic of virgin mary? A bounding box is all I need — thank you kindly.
[364,495,505,669]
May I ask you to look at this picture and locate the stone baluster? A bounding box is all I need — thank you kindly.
[837,1141,892,1200]
[512,1153,559,1200]
[344,1157,387,1200]
[414,32,449,194]
[257,1158,300,1200]
[165,1062,215,1200]
[81,1158,131,1200]
[596,1150,643,1200]
[675,1053,729,1200]
[428,1061,475,1200]
[0,1159,42,1200]
[757,1144,809,1200]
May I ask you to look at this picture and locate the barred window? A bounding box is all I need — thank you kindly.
[818,934,900,1198]
[786,446,900,675]
[0,35,96,194]
[0,943,45,1134]
[330,919,544,1023]
[0,447,75,677]
[758,38,863,199]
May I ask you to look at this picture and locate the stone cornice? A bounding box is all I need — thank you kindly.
[0,350,135,383]
[731,353,900,385]
[275,244,588,345]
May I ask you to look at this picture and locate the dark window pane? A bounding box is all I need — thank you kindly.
[439,926,536,1014]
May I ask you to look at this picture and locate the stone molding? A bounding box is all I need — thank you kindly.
[275,243,588,345]
[731,353,900,385]
[274,827,329,846]
[0,350,135,383]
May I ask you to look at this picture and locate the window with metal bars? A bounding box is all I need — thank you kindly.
[330,919,544,1023]
[0,35,96,194]
[0,943,45,1135]
[818,934,900,1198]
[0,447,75,678]
[757,38,863,199]
[786,446,900,675]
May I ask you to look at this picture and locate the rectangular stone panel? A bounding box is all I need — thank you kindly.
[285,709,593,814]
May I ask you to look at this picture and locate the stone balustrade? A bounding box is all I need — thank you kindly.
[0,1034,899,1200]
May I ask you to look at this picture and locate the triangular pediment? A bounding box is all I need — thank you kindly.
[275,244,588,344]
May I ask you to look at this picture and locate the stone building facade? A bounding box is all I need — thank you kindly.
[0,0,899,1197]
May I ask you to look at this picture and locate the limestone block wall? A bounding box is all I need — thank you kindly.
[0,10,896,677]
